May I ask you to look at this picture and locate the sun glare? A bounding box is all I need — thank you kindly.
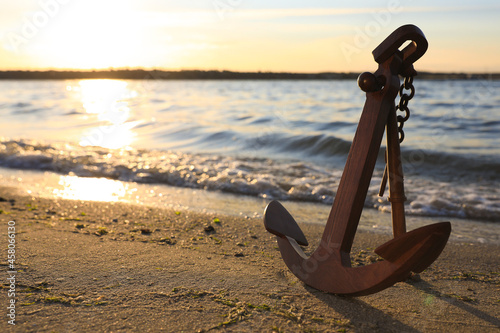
[53,176,128,202]
[35,0,149,69]
[77,79,138,149]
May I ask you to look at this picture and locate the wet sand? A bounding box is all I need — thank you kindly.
[1,186,499,332]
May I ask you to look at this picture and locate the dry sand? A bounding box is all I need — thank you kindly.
[0,186,499,332]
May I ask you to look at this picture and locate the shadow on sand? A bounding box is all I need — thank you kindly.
[306,279,500,332]
[305,285,420,332]
[408,280,500,328]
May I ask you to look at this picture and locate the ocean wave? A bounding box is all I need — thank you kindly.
[399,148,500,181]
[0,138,498,221]
[242,132,353,160]
[244,131,500,182]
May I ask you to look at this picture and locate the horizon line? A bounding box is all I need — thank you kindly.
[1,68,499,76]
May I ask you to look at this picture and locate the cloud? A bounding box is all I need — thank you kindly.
[228,5,500,20]
[234,7,381,20]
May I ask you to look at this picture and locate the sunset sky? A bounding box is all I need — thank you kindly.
[0,0,499,73]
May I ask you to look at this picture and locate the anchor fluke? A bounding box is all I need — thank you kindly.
[264,200,308,246]
[374,222,451,264]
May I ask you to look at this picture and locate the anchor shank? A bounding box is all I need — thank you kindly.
[386,103,407,237]
[322,56,402,255]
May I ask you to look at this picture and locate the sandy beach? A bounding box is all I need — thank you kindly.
[0,185,498,332]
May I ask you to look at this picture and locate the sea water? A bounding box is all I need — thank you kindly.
[0,79,498,229]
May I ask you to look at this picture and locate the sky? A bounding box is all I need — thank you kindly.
[0,0,499,73]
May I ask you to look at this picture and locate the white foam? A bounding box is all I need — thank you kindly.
[1,166,498,245]
[0,138,499,222]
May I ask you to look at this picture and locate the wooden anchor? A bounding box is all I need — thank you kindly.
[263,25,451,296]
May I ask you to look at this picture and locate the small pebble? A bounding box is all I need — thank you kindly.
[409,273,421,282]
[204,225,215,233]
[366,255,376,263]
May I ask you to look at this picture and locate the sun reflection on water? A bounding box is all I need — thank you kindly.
[78,79,138,149]
[53,176,130,202]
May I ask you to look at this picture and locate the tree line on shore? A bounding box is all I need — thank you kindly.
[0,69,497,80]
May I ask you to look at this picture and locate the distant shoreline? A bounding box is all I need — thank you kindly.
[0,69,499,80]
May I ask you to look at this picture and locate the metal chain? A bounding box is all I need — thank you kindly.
[395,76,415,143]
[378,75,416,197]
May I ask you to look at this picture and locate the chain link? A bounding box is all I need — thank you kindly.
[395,76,415,143]
[378,75,416,197]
